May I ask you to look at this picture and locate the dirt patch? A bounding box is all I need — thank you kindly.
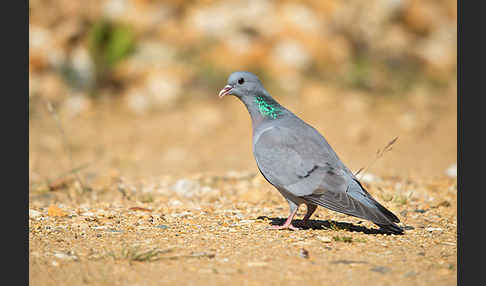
[29,87,456,286]
[29,172,456,286]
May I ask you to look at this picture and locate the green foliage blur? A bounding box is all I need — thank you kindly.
[88,19,135,95]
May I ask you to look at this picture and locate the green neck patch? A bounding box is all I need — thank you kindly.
[254,96,282,119]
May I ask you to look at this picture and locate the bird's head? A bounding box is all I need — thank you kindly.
[218,71,264,99]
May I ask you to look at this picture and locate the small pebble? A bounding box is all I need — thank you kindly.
[81,212,95,217]
[299,248,309,259]
[54,253,70,259]
[247,262,268,267]
[317,236,332,243]
[29,209,42,218]
[445,164,457,178]
[370,266,391,274]
[404,271,418,277]
[425,227,443,232]
[360,173,380,183]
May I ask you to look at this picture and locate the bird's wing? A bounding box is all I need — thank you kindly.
[253,124,347,196]
[302,179,399,224]
[254,125,399,225]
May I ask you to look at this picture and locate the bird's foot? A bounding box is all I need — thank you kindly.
[269,224,300,231]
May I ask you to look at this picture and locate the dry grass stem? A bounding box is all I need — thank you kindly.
[356,136,399,178]
[44,99,89,193]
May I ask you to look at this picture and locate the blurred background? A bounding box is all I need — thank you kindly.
[29,0,457,188]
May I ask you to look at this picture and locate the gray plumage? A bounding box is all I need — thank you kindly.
[219,71,403,234]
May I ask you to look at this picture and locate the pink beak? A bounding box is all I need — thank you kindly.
[218,85,233,98]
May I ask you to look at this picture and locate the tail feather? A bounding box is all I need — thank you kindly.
[374,201,400,223]
[353,179,403,234]
[354,178,401,224]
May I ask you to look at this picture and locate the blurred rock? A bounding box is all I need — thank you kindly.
[103,0,129,19]
[281,3,321,34]
[331,0,402,46]
[114,41,178,83]
[173,179,199,197]
[54,251,79,261]
[188,0,276,38]
[360,173,381,184]
[146,72,181,107]
[415,25,457,81]
[104,0,172,31]
[131,42,177,69]
[379,24,414,54]
[67,46,96,90]
[271,40,311,71]
[62,94,91,117]
[125,90,150,114]
[425,227,443,232]
[317,235,332,243]
[29,209,42,219]
[29,29,49,71]
[172,179,214,198]
[445,163,457,178]
[323,35,353,71]
[403,0,444,35]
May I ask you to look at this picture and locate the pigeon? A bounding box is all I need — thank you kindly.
[218,71,403,234]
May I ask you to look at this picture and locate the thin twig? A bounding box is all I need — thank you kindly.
[43,99,89,192]
[356,136,399,179]
[29,162,91,190]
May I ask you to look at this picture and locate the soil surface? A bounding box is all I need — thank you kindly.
[29,89,457,286]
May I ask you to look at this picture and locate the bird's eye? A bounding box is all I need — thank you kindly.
[238,78,245,85]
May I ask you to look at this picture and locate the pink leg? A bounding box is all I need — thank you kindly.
[270,207,299,231]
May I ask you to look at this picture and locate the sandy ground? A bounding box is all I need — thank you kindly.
[29,86,457,285]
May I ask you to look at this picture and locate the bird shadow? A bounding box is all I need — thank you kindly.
[256,216,402,235]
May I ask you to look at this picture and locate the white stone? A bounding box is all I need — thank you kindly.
[126,91,150,114]
[81,211,95,217]
[282,3,320,33]
[70,46,95,89]
[103,0,128,19]
[317,236,332,243]
[425,227,443,232]
[146,74,180,106]
[29,209,42,218]
[173,179,200,197]
[272,40,311,70]
[63,94,90,117]
[445,163,457,178]
[360,173,380,183]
